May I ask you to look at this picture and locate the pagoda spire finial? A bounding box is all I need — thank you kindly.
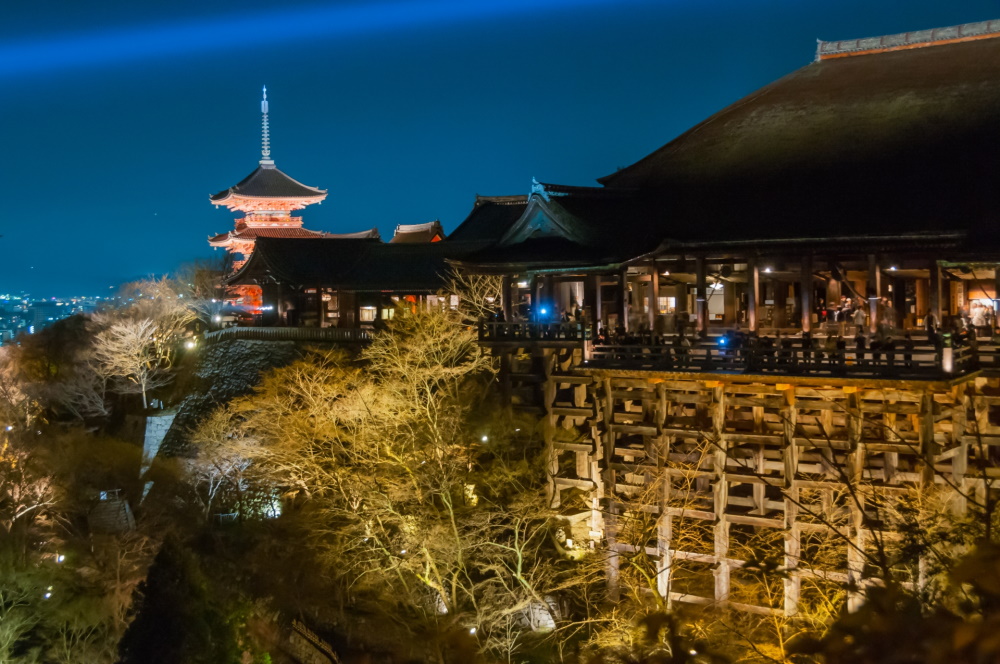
[260,85,273,166]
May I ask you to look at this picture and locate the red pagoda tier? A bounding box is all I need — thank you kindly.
[209,87,330,263]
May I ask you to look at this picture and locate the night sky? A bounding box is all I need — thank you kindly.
[4,0,998,296]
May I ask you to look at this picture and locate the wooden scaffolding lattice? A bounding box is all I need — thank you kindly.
[540,359,1000,617]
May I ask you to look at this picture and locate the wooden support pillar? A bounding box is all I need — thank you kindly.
[929,261,941,329]
[992,268,1000,331]
[919,391,939,486]
[602,378,621,600]
[892,275,907,329]
[801,254,813,333]
[710,384,729,603]
[501,275,513,320]
[723,275,736,326]
[779,386,800,614]
[530,274,540,316]
[316,289,323,328]
[276,282,285,324]
[648,264,660,331]
[747,258,759,332]
[656,487,672,602]
[617,268,629,332]
[695,256,708,334]
[868,254,881,334]
[586,274,602,336]
[772,281,787,329]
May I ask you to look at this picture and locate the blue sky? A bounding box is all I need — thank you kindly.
[3,0,998,294]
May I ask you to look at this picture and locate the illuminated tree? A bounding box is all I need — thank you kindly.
[92,318,171,410]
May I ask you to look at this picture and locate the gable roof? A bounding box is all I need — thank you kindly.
[598,26,1000,245]
[454,185,661,271]
[445,195,528,244]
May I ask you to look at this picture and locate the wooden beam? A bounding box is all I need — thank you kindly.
[696,256,708,334]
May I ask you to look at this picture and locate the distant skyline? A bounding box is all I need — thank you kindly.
[4,0,998,295]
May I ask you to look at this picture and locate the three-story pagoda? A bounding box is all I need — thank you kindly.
[209,87,329,268]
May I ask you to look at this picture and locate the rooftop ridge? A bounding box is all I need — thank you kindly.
[475,194,528,206]
[395,221,442,233]
[817,18,1000,60]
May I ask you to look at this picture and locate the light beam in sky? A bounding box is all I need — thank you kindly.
[0,0,663,80]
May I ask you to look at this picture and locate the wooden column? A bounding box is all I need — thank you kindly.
[772,281,787,329]
[747,258,759,332]
[648,264,660,331]
[868,254,881,334]
[723,279,736,326]
[929,261,941,329]
[276,282,285,324]
[993,268,1000,332]
[501,275,513,320]
[617,268,629,332]
[710,384,729,604]
[892,275,907,329]
[695,256,708,334]
[316,289,324,328]
[530,274,540,316]
[594,276,604,334]
[800,254,813,333]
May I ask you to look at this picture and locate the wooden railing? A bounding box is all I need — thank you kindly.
[204,326,372,344]
[478,320,591,342]
[588,341,980,379]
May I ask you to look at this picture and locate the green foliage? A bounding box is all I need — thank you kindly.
[117,536,242,664]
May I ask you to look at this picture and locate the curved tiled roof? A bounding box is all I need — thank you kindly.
[210,163,326,201]
[446,195,528,244]
[598,30,1000,243]
[390,220,445,243]
[227,237,481,291]
[209,226,329,245]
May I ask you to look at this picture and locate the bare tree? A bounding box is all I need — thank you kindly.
[445,267,504,322]
[92,318,171,409]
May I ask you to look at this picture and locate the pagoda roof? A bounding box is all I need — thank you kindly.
[210,163,326,202]
[390,220,445,244]
[227,237,482,292]
[208,226,330,246]
[595,21,1000,245]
